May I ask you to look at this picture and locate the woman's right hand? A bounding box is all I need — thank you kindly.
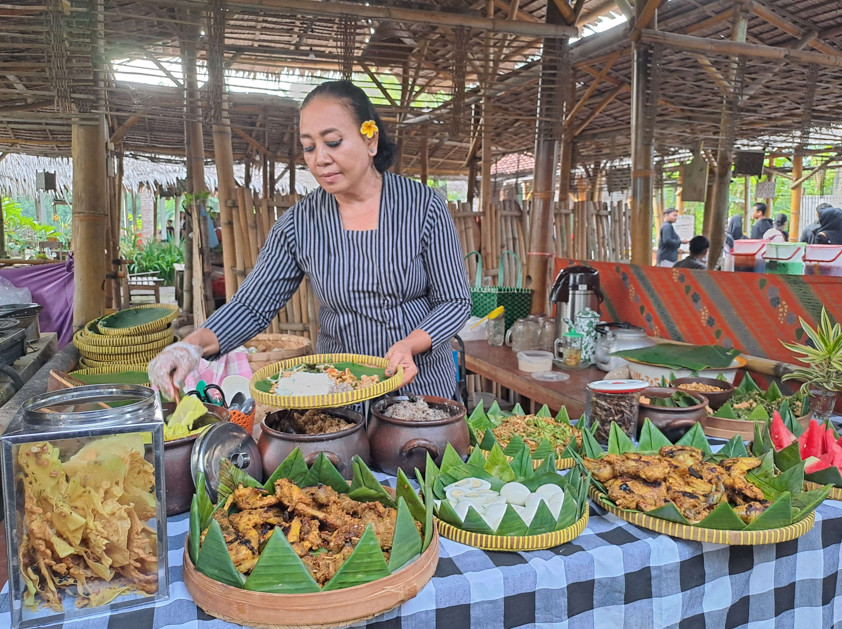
[147,342,204,400]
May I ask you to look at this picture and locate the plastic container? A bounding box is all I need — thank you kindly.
[1,385,169,629]
[732,239,767,273]
[585,379,649,445]
[763,242,805,275]
[803,244,842,276]
[516,350,554,372]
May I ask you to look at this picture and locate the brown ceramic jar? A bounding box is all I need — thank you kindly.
[368,395,469,476]
[258,407,370,479]
[163,402,229,516]
[636,387,709,442]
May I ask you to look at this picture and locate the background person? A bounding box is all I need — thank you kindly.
[815,206,842,244]
[657,207,686,268]
[750,202,774,239]
[674,235,710,270]
[149,80,471,401]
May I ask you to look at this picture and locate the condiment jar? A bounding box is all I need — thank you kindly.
[505,318,535,352]
[538,316,556,351]
[555,330,584,367]
[585,379,649,445]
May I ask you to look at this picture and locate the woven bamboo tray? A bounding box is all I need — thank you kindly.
[97,303,179,336]
[79,348,162,364]
[588,487,815,545]
[804,481,842,501]
[78,355,152,369]
[244,333,312,371]
[79,321,174,346]
[250,353,403,410]
[435,509,587,551]
[183,528,439,629]
[75,334,174,355]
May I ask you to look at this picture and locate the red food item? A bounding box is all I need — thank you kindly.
[799,420,825,459]
[837,435,842,451]
[805,457,832,474]
[770,411,796,451]
[823,428,838,459]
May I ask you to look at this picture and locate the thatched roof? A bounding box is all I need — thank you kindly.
[3,0,842,175]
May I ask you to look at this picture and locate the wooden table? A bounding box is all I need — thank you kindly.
[463,340,606,416]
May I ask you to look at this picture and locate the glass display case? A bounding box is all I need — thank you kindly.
[1,385,169,629]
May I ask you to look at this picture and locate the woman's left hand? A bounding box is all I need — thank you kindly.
[385,340,418,386]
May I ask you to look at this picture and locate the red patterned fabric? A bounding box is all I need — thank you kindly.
[554,260,842,363]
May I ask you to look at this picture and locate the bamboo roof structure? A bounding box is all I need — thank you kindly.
[2,0,842,176]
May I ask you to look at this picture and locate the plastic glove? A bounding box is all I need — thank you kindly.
[148,342,204,401]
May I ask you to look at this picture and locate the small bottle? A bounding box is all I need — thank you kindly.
[561,330,583,367]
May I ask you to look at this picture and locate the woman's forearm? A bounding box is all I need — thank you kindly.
[181,327,221,357]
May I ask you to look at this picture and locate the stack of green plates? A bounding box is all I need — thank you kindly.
[73,304,178,369]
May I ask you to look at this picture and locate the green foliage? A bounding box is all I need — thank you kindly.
[781,307,842,393]
[2,196,65,255]
[121,239,184,285]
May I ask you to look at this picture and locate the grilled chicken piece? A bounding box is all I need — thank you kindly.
[605,476,668,511]
[233,485,281,510]
[669,490,717,524]
[733,500,771,524]
[719,457,762,476]
[583,457,616,483]
[659,445,704,468]
[610,453,673,482]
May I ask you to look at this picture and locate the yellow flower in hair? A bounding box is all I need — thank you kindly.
[360,120,378,138]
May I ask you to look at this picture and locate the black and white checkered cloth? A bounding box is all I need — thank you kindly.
[3,487,842,629]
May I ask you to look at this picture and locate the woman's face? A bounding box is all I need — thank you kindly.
[299,96,378,195]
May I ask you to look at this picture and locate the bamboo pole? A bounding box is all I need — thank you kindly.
[237,187,255,273]
[708,6,747,270]
[244,187,260,264]
[630,0,655,266]
[71,116,107,328]
[254,195,266,249]
[212,115,239,299]
[790,153,803,242]
[230,195,246,290]
[676,164,684,213]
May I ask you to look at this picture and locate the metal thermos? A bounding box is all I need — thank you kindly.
[550,265,604,338]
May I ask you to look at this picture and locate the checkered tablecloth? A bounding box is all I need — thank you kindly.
[4,490,842,629]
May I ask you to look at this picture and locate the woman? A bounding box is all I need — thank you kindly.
[763,213,788,243]
[815,206,842,244]
[149,80,471,400]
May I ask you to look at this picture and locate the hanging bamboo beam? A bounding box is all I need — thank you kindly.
[574,83,626,136]
[751,0,841,58]
[227,0,578,37]
[790,152,842,188]
[232,125,276,160]
[639,29,842,71]
[109,112,144,144]
[563,49,621,127]
[628,0,665,42]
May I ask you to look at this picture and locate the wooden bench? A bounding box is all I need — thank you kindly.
[122,271,165,305]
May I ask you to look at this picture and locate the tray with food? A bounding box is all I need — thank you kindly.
[466,401,585,470]
[579,419,830,544]
[613,343,747,385]
[704,373,809,440]
[419,441,588,551]
[754,411,842,501]
[184,448,438,628]
[249,353,403,409]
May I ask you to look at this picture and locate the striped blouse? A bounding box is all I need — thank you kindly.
[203,171,472,400]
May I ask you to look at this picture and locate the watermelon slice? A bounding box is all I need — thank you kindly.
[770,411,796,451]
[805,456,832,474]
[799,420,825,459]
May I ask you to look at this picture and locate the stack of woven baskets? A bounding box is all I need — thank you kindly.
[73,304,178,370]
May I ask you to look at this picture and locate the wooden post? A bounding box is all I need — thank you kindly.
[743,176,750,230]
[707,5,747,269]
[71,116,108,328]
[764,155,776,220]
[0,196,5,259]
[790,153,803,242]
[630,0,655,266]
[420,134,429,186]
[526,0,566,312]
[181,14,213,322]
[676,164,684,213]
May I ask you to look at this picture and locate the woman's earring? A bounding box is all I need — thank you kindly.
[370,149,375,154]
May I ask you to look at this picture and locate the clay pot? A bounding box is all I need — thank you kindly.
[671,376,735,410]
[368,395,469,476]
[637,387,709,442]
[258,408,369,479]
[163,402,229,516]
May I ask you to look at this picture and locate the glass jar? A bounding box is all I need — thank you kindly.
[585,379,649,445]
[1,385,169,628]
[538,317,556,352]
[557,330,584,367]
[486,311,506,346]
[807,384,838,421]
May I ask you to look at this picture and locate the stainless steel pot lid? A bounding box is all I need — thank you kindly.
[595,322,646,335]
[191,422,262,502]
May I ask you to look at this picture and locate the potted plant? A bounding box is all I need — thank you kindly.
[781,307,842,421]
